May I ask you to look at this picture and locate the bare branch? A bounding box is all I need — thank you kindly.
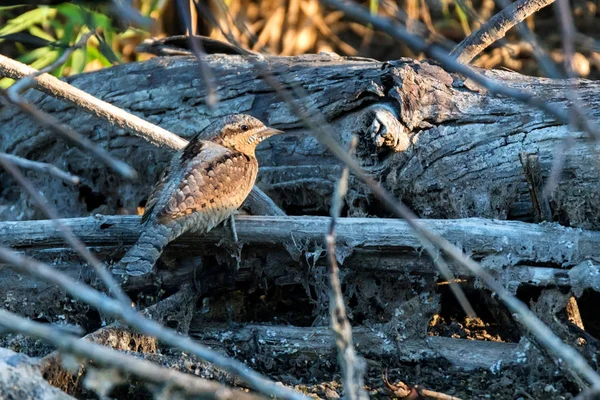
[0,152,80,185]
[0,34,137,180]
[450,0,555,64]
[2,215,598,290]
[7,31,95,97]
[0,54,284,216]
[0,54,187,150]
[0,247,309,400]
[0,91,137,180]
[0,154,131,308]
[0,309,264,400]
[327,136,368,400]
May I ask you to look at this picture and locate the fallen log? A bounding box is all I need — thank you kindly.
[2,54,600,228]
[189,324,521,372]
[1,215,598,321]
[1,214,597,273]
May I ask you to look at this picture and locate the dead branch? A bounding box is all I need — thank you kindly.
[0,54,186,150]
[0,89,137,180]
[1,215,597,286]
[327,136,368,400]
[0,309,263,400]
[450,0,556,64]
[0,153,80,185]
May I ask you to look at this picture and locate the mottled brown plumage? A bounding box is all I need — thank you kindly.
[116,114,283,276]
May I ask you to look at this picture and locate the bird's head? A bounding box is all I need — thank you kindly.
[211,114,284,156]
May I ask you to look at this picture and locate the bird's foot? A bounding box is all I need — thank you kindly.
[228,214,239,245]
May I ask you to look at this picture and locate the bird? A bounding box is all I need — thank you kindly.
[115,114,284,277]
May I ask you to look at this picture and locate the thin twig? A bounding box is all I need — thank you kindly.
[0,54,187,149]
[181,0,219,107]
[543,0,580,197]
[0,152,80,185]
[383,370,463,399]
[0,91,137,180]
[327,136,368,400]
[320,0,600,141]
[0,34,137,180]
[8,31,95,96]
[0,154,131,308]
[0,54,284,216]
[450,0,556,64]
[0,247,309,400]
[0,309,264,400]
[489,0,595,197]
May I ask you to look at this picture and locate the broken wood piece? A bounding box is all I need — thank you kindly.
[189,324,521,371]
[0,347,76,400]
[41,285,198,394]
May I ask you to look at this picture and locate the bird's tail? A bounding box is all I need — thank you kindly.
[114,223,175,277]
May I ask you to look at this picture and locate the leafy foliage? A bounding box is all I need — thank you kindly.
[0,2,157,88]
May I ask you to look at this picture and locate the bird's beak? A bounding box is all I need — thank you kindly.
[259,126,285,138]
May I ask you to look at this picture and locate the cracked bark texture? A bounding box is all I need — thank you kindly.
[1,54,600,229]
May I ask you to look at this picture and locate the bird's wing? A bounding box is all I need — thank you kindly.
[154,140,257,224]
[141,161,172,224]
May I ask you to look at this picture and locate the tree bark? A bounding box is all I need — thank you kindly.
[1,54,599,228]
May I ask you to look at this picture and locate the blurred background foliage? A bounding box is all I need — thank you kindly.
[1,0,600,89]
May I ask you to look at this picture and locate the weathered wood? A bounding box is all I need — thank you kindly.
[189,324,521,371]
[0,347,75,400]
[1,215,598,319]
[2,55,600,228]
[1,215,597,272]
[41,286,199,396]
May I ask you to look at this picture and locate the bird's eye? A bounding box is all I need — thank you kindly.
[240,124,249,132]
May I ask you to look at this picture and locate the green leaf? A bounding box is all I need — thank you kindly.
[28,25,56,43]
[0,6,56,37]
[86,44,112,67]
[97,34,120,64]
[29,49,60,71]
[16,46,52,64]
[70,47,87,74]
[0,77,16,90]
[56,3,112,32]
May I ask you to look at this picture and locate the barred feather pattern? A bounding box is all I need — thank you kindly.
[115,139,258,277]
